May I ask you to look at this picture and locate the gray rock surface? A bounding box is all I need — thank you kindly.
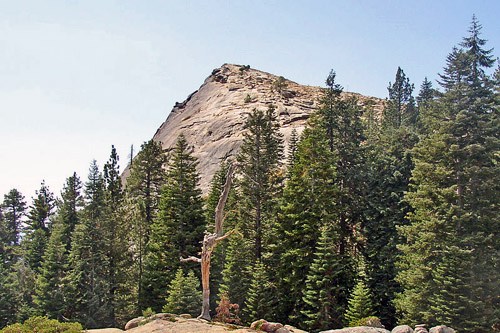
[124,64,384,194]
[391,325,413,333]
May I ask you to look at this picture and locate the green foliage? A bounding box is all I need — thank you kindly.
[205,161,238,313]
[301,225,351,332]
[0,316,82,333]
[384,67,416,129]
[271,76,288,94]
[244,94,252,103]
[352,316,383,328]
[236,105,284,261]
[143,135,205,312]
[23,182,55,274]
[126,139,167,311]
[163,269,201,317]
[273,112,337,325]
[243,261,276,323]
[397,16,500,331]
[142,307,155,318]
[344,280,375,327]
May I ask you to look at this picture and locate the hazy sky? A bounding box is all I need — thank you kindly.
[1,1,499,203]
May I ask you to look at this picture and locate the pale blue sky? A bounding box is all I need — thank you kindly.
[1,1,499,202]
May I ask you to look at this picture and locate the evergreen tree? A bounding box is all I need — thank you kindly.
[243,261,276,323]
[205,161,238,314]
[219,229,252,316]
[344,280,375,327]
[23,182,55,274]
[103,146,134,326]
[125,139,167,311]
[142,135,205,312]
[1,189,27,251]
[363,125,417,328]
[236,105,284,261]
[163,269,202,317]
[65,161,112,328]
[34,173,83,321]
[0,262,18,328]
[384,67,416,129]
[397,17,500,331]
[301,224,349,331]
[34,220,68,320]
[317,70,366,257]
[274,112,337,326]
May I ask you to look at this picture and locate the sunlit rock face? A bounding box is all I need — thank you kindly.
[139,64,384,194]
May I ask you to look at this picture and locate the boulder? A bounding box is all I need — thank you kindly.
[429,326,455,333]
[179,314,191,319]
[153,313,176,320]
[261,322,284,332]
[251,319,268,330]
[124,316,144,330]
[391,325,413,333]
[414,324,428,333]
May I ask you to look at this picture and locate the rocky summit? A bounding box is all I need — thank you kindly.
[146,64,384,194]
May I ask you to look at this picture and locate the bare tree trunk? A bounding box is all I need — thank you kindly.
[181,164,236,321]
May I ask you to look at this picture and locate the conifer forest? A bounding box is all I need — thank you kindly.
[1,17,500,332]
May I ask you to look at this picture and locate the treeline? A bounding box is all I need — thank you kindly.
[1,17,500,332]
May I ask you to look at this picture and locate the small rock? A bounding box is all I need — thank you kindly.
[251,319,268,330]
[429,326,455,333]
[414,325,428,333]
[261,322,284,332]
[392,325,413,333]
[124,316,143,330]
[179,313,191,319]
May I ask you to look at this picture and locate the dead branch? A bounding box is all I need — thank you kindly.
[180,256,202,263]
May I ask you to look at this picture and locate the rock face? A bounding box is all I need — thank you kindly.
[139,64,384,194]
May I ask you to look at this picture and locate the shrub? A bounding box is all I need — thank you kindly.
[244,94,252,103]
[354,316,384,328]
[0,316,82,333]
[142,307,155,318]
[214,293,241,325]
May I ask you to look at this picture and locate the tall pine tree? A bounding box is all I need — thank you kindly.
[397,16,500,331]
[142,134,205,312]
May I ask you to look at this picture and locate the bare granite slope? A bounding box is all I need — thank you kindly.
[139,64,384,194]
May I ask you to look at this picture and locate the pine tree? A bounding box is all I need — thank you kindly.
[397,17,500,331]
[65,161,112,328]
[163,269,202,317]
[236,105,284,261]
[142,135,205,312]
[243,261,276,323]
[301,224,349,331]
[34,173,83,321]
[384,67,416,129]
[23,182,55,274]
[1,189,27,252]
[102,146,134,326]
[219,229,252,316]
[125,139,167,311]
[363,125,417,328]
[344,280,375,327]
[274,112,337,326]
[34,220,68,320]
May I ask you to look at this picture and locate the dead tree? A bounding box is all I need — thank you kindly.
[181,164,237,320]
